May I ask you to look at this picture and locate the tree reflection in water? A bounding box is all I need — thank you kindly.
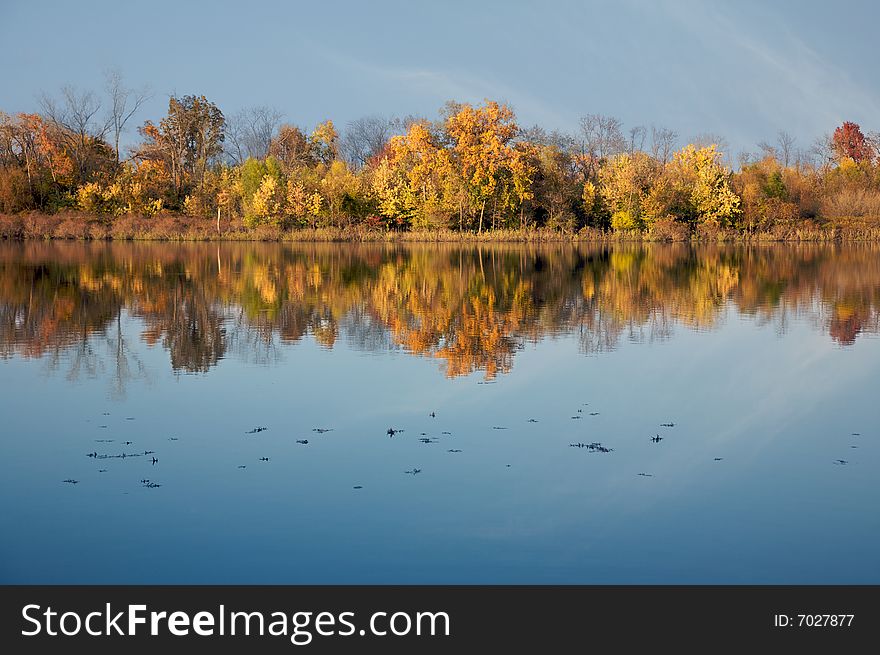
[1,242,878,394]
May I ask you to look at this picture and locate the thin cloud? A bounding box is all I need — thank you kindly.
[312,43,572,128]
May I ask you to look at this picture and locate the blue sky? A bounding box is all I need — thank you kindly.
[2,0,878,159]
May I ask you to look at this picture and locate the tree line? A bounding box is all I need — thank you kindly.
[2,73,880,235]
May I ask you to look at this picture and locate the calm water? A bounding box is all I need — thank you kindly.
[0,241,878,584]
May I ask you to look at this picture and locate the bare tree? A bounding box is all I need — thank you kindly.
[737,150,755,169]
[340,115,401,168]
[757,140,778,161]
[628,125,647,155]
[776,130,796,167]
[578,113,625,161]
[866,131,880,162]
[225,115,246,165]
[650,125,677,165]
[808,133,834,169]
[520,124,574,151]
[39,86,112,182]
[225,106,283,164]
[691,132,731,165]
[104,70,151,165]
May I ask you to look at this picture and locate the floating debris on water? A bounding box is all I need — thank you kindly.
[63,479,79,484]
[569,442,613,453]
[142,481,161,488]
[637,473,653,477]
[353,485,363,490]
[660,422,675,428]
[527,419,538,423]
[296,439,309,445]
[88,451,146,460]
[313,428,333,434]
[447,449,462,453]
[492,426,508,430]
[404,468,422,475]
[246,427,268,434]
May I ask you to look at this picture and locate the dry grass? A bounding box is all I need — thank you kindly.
[821,188,880,220]
[2,211,880,243]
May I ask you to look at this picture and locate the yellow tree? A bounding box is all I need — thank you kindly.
[445,101,520,232]
[310,120,339,165]
[504,143,536,229]
[320,160,363,226]
[598,152,660,230]
[370,154,418,227]
[376,121,457,229]
[248,175,286,227]
[669,144,741,227]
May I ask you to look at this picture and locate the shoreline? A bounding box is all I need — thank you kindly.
[2,213,880,243]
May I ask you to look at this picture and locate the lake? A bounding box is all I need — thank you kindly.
[0,241,878,583]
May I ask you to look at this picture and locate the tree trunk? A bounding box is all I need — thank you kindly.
[478,200,485,233]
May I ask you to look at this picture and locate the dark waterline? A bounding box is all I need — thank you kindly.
[0,241,878,583]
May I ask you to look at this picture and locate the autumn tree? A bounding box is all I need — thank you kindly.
[375,120,455,229]
[832,121,874,163]
[38,86,114,184]
[0,112,77,209]
[240,156,283,224]
[310,120,339,165]
[268,124,314,170]
[136,95,225,203]
[445,101,521,232]
[668,144,741,227]
[598,152,661,230]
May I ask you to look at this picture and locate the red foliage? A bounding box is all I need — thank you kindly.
[832,121,875,163]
